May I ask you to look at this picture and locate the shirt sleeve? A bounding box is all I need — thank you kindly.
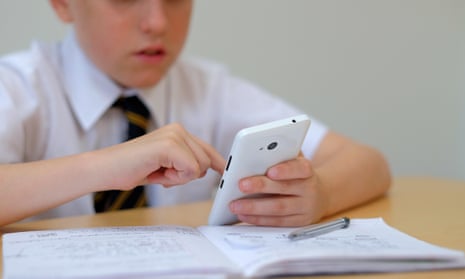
[0,69,28,163]
[0,57,49,163]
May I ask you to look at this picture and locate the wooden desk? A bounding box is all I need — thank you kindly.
[1,177,465,278]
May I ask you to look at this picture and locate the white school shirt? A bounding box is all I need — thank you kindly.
[0,32,328,222]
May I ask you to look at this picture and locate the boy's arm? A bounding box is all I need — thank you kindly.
[311,131,391,217]
[0,123,225,226]
[229,131,391,227]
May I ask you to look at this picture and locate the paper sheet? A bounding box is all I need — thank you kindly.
[198,218,465,277]
[3,226,236,279]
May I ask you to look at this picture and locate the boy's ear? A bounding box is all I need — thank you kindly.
[49,0,74,23]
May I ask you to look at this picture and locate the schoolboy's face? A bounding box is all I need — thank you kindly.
[50,0,192,88]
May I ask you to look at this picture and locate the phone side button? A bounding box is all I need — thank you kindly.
[219,179,224,189]
[225,155,232,171]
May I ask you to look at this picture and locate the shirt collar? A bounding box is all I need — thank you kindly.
[60,30,121,131]
[60,30,168,131]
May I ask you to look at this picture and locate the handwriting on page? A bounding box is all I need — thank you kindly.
[8,227,193,258]
[3,226,235,278]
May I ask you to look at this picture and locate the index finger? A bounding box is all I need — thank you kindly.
[191,135,226,174]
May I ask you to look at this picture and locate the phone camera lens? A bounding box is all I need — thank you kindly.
[267,142,278,150]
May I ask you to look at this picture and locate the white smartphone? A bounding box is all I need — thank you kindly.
[208,114,311,225]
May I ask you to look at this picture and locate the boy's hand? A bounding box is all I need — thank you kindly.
[229,154,328,227]
[103,123,225,190]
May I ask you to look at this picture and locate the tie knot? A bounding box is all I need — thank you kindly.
[114,96,150,118]
[114,96,151,140]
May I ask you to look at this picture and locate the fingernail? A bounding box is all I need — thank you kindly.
[267,167,279,178]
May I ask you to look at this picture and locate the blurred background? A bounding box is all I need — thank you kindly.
[1,0,464,181]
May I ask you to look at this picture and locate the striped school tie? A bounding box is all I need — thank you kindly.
[94,96,150,212]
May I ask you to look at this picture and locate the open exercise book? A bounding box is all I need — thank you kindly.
[3,218,465,279]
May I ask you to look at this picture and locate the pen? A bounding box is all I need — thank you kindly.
[288,217,350,241]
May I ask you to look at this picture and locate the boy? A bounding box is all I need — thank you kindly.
[0,0,391,227]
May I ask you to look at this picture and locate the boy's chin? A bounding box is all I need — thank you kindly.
[114,76,163,89]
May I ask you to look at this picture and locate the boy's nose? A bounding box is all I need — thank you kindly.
[139,0,167,35]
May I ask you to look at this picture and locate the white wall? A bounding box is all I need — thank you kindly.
[1,0,464,180]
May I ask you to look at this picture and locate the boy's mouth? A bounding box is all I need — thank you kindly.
[139,48,165,56]
[135,46,167,64]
